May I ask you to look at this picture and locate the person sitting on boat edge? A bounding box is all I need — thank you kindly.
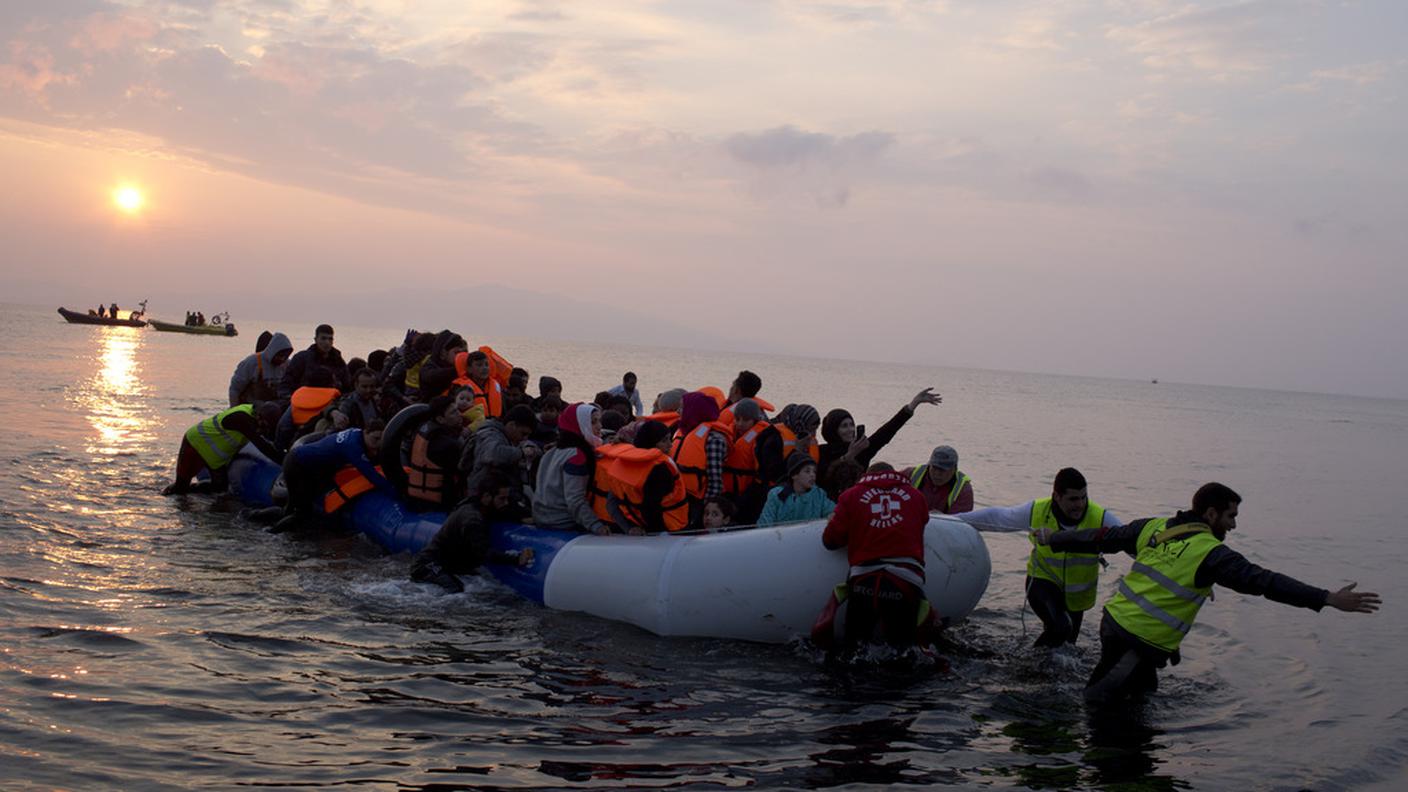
[960,467,1120,650]
[818,387,942,498]
[410,471,534,593]
[229,331,293,407]
[461,404,541,521]
[818,462,936,652]
[162,403,283,495]
[902,445,973,514]
[1034,482,1381,705]
[758,453,836,527]
[279,324,351,400]
[602,420,689,534]
[272,421,392,533]
[403,395,466,511]
[607,371,644,418]
[533,403,609,535]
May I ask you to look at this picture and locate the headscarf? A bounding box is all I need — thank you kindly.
[821,408,852,446]
[679,391,722,435]
[775,403,820,436]
[557,402,602,448]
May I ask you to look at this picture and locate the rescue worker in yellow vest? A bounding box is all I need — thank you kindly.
[901,445,973,514]
[272,421,392,533]
[404,395,466,510]
[162,403,282,495]
[1035,482,1381,705]
[960,467,1120,648]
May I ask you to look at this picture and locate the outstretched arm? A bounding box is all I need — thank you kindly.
[1325,582,1382,613]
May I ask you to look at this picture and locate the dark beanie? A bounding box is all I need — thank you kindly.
[786,451,816,479]
[633,420,671,450]
[600,410,627,432]
[428,394,456,418]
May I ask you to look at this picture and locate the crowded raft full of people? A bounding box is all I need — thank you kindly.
[164,324,1381,700]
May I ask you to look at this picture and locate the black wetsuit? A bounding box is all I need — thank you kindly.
[410,501,521,592]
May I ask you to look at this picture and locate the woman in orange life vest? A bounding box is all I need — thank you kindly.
[454,350,504,419]
[671,391,734,518]
[404,395,466,510]
[602,420,689,534]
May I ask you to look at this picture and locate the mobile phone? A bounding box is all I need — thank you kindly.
[856,424,866,439]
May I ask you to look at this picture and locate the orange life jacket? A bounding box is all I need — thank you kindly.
[323,465,382,513]
[640,411,680,435]
[478,345,514,389]
[774,424,820,463]
[453,352,503,418]
[719,397,776,428]
[291,387,341,425]
[723,420,773,495]
[697,387,727,410]
[670,420,732,500]
[602,447,689,532]
[588,444,627,525]
[404,427,446,505]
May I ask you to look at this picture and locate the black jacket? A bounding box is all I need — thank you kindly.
[278,344,351,400]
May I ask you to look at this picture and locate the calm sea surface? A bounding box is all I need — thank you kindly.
[2,302,1405,791]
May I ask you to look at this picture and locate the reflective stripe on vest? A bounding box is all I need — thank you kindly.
[773,424,820,463]
[910,466,971,512]
[404,429,446,504]
[723,421,767,495]
[185,404,254,469]
[1104,518,1221,652]
[1026,497,1107,611]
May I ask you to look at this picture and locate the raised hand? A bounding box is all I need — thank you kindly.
[1326,582,1381,613]
[908,387,942,412]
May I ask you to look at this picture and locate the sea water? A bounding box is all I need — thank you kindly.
[2,302,1406,790]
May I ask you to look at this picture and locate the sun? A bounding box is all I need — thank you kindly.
[113,186,145,214]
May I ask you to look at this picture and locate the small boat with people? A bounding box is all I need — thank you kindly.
[148,311,238,336]
[226,446,992,644]
[57,299,147,327]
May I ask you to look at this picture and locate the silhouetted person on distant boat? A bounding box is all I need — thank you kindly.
[96,305,106,318]
[960,467,1120,649]
[109,303,119,319]
[1034,482,1381,705]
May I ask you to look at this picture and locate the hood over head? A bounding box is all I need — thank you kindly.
[260,332,293,371]
[821,408,852,446]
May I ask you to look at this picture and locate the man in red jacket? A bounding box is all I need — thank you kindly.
[822,462,932,649]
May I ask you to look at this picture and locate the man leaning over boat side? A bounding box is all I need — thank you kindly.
[410,471,533,593]
[229,331,293,407]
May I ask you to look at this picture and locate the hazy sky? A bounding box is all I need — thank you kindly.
[3,0,1405,398]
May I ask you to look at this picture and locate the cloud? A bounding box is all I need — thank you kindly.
[723,125,894,208]
[1284,59,1402,93]
[1105,0,1309,79]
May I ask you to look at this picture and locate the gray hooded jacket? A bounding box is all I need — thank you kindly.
[228,332,293,406]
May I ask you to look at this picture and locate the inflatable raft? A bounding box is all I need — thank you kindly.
[228,450,992,644]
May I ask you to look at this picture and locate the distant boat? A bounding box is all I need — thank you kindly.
[148,317,239,337]
[1151,378,1159,384]
[57,306,146,328]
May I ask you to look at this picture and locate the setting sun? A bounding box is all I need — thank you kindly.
[113,186,144,214]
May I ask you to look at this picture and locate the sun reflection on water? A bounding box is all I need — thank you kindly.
[79,328,153,455]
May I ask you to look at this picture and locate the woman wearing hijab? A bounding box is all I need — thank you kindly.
[817,388,941,499]
[532,402,609,535]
